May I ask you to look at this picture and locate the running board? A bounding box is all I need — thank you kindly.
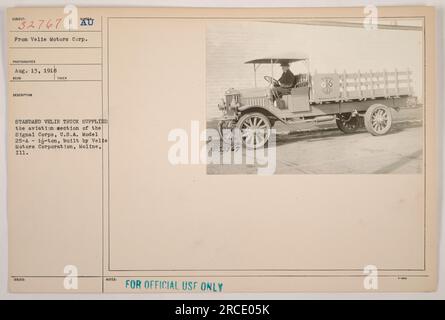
[283,115,336,125]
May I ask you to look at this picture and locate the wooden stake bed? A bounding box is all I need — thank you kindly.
[310,69,413,103]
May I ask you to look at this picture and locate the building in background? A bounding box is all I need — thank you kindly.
[206,19,423,120]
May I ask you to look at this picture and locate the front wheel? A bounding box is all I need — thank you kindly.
[364,104,393,136]
[236,112,271,149]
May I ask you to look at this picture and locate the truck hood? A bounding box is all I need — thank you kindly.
[237,87,269,98]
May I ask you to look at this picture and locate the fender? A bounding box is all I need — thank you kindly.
[238,105,286,123]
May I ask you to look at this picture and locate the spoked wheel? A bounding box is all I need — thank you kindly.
[364,104,393,136]
[336,113,362,134]
[236,112,271,149]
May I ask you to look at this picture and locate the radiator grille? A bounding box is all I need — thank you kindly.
[225,94,240,106]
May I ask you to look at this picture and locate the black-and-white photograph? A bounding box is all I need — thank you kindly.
[206,19,424,174]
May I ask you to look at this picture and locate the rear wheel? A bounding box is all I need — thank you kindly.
[364,104,392,136]
[336,113,362,134]
[236,112,271,149]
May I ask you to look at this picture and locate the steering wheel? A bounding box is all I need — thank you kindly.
[264,75,280,86]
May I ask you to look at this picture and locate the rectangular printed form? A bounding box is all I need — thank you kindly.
[7,6,438,293]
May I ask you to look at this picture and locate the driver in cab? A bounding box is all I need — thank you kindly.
[271,62,295,98]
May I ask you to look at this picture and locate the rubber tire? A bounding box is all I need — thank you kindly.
[236,112,271,149]
[364,104,392,136]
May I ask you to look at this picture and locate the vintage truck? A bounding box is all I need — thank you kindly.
[216,55,418,148]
